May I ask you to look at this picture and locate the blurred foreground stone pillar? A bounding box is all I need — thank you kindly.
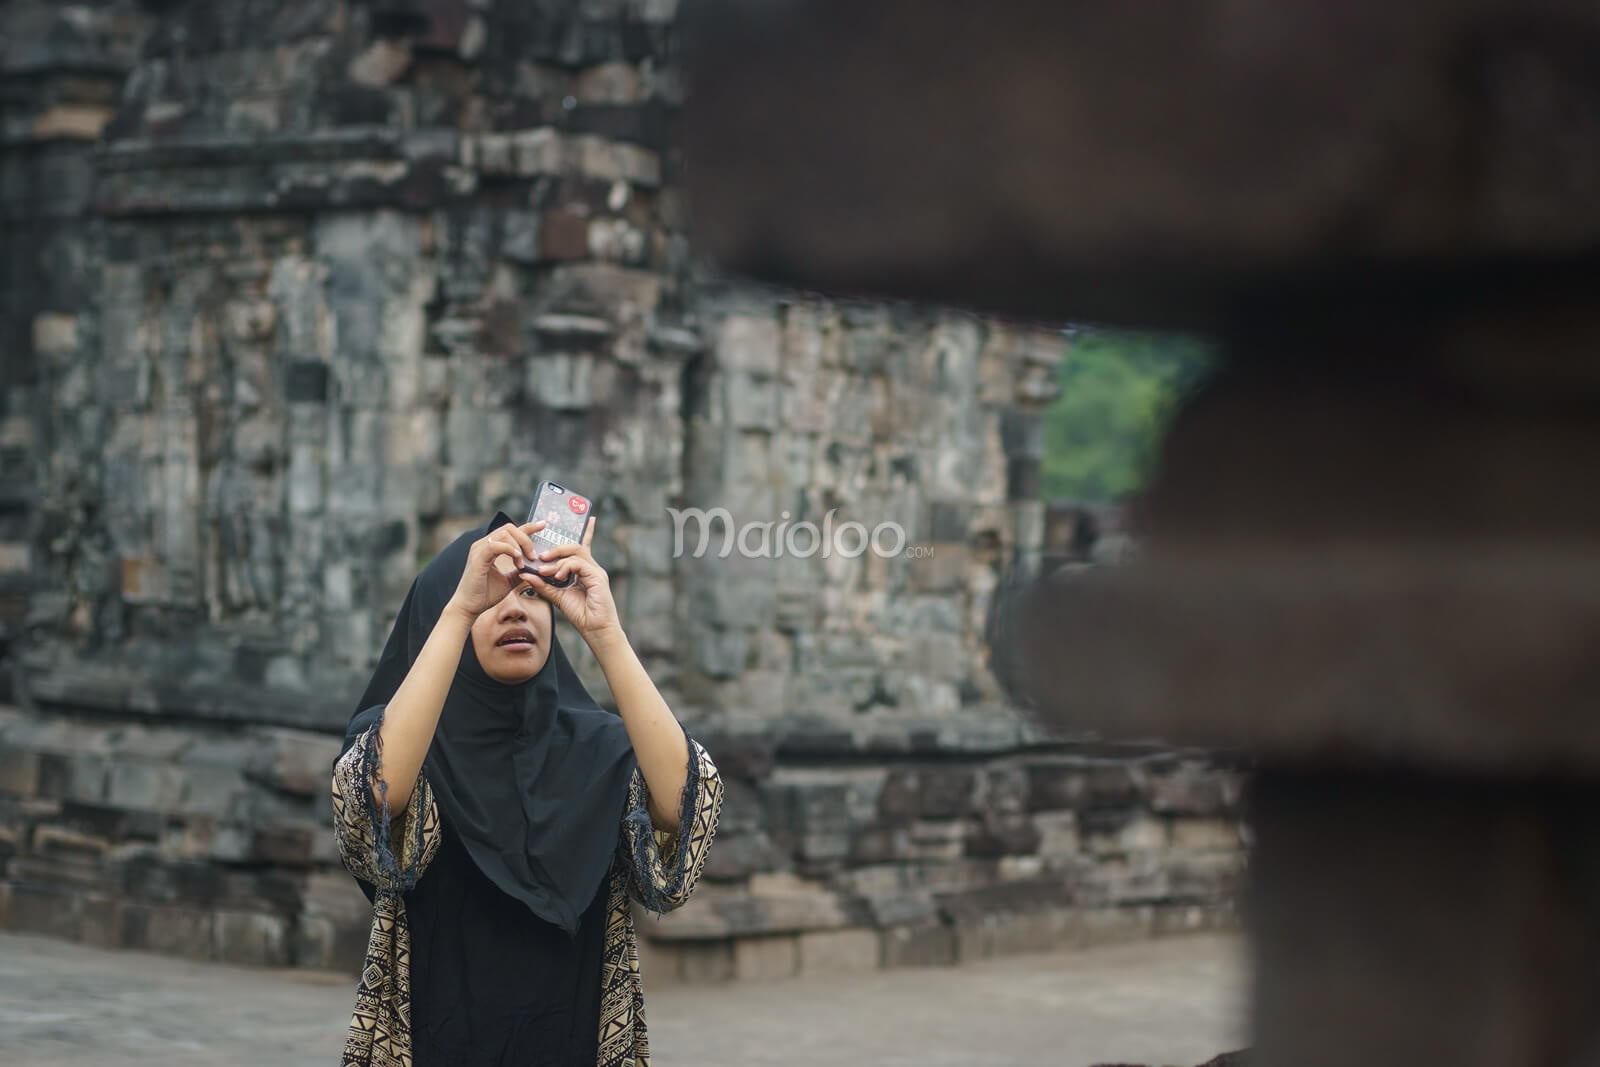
[680,0,1600,1063]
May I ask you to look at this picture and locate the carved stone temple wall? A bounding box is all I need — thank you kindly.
[0,0,1242,980]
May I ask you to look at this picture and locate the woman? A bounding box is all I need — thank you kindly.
[331,508,722,1066]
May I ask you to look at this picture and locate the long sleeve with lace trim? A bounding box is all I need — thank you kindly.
[619,735,723,915]
[333,720,442,894]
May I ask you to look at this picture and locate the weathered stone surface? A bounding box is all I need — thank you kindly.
[732,933,799,981]
[211,910,291,967]
[243,729,343,798]
[796,927,881,976]
[879,920,957,968]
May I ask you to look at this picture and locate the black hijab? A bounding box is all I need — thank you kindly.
[339,510,638,935]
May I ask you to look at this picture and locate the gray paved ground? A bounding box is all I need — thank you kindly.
[0,931,1247,1066]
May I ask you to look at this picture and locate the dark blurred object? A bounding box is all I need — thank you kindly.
[681,1,1600,1065]
[1017,330,1600,771]
[681,0,1600,330]
[1091,1052,1248,1067]
[1248,770,1600,1067]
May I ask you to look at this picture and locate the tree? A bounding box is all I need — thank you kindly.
[1041,327,1213,502]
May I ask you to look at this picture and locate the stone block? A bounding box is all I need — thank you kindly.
[1148,763,1244,816]
[1074,858,1173,908]
[244,728,341,798]
[935,879,1072,927]
[573,135,661,186]
[31,313,78,355]
[1013,909,1086,958]
[769,771,884,846]
[285,361,331,404]
[250,822,318,865]
[528,353,617,411]
[649,879,850,939]
[861,888,937,927]
[79,895,123,950]
[694,736,775,787]
[1118,813,1170,854]
[1168,853,1246,901]
[6,882,82,939]
[691,573,778,629]
[208,825,254,870]
[965,814,1042,858]
[847,822,899,865]
[714,313,781,376]
[105,726,194,762]
[1170,817,1242,853]
[539,210,591,260]
[733,933,799,981]
[8,854,105,889]
[980,763,1032,815]
[617,528,675,580]
[213,909,290,966]
[1080,906,1157,948]
[175,765,247,817]
[905,547,967,593]
[1027,759,1143,812]
[725,372,780,430]
[675,939,735,982]
[105,760,188,812]
[0,748,39,796]
[293,914,338,970]
[37,753,108,805]
[924,500,975,543]
[1077,804,1139,840]
[879,767,977,820]
[900,632,968,685]
[880,920,956,968]
[32,824,111,861]
[1033,811,1080,858]
[797,928,880,976]
[782,668,878,720]
[901,819,967,862]
[112,851,222,908]
[588,217,650,265]
[686,623,751,679]
[218,868,303,914]
[121,903,213,960]
[701,831,782,882]
[302,871,371,923]
[0,543,32,573]
[160,816,220,859]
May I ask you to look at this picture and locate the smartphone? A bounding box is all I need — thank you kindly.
[521,479,593,588]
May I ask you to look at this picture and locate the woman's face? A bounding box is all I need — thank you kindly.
[469,585,554,683]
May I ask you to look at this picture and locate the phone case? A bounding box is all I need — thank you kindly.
[522,480,593,588]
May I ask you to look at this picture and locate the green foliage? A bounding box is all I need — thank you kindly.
[1041,327,1213,502]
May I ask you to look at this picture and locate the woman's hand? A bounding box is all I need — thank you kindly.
[523,517,621,645]
[445,521,545,622]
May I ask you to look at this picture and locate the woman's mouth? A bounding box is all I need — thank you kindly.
[497,630,535,652]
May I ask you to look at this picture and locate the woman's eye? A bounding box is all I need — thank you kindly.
[520,586,540,598]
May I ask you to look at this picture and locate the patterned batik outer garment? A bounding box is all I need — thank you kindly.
[331,723,723,1067]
